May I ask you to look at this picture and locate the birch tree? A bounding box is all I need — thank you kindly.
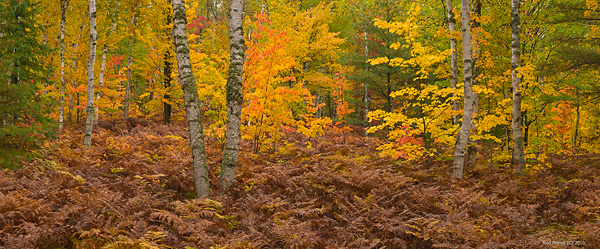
[83,0,97,147]
[95,17,117,124]
[453,0,474,178]
[220,0,245,189]
[172,0,210,197]
[59,0,67,129]
[511,0,525,168]
[445,0,459,125]
[467,0,482,168]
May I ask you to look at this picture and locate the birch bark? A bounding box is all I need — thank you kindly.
[511,0,525,169]
[95,20,117,124]
[453,0,474,178]
[59,0,66,129]
[83,0,97,147]
[220,0,246,189]
[445,0,460,125]
[172,0,210,197]
[467,0,482,168]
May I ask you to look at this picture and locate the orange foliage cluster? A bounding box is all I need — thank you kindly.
[0,121,599,248]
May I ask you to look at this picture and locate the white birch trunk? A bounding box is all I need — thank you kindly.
[69,24,85,124]
[95,21,117,124]
[172,0,210,197]
[467,0,482,168]
[83,0,97,147]
[59,0,67,129]
[220,0,245,189]
[445,0,460,125]
[511,0,525,168]
[452,0,474,179]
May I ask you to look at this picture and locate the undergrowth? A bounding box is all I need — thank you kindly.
[0,118,598,248]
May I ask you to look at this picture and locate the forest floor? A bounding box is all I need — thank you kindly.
[0,118,599,248]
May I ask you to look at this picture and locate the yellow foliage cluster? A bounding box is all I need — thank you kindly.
[368,3,450,80]
[368,85,457,161]
[524,153,552,175]
[297,116,332,148]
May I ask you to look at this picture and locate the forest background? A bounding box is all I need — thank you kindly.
[1,0,600,247]
[2,0,600,168]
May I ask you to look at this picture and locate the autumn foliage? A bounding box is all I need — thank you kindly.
[3,0,600,248]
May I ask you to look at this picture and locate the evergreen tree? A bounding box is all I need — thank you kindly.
[341,0,415,121]
[0,0,56,167]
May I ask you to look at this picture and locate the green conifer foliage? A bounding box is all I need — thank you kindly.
[0,0,56,168]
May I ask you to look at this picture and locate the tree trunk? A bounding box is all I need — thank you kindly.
[221,0,246,189]
[95,20,117,124]
[70,23,84,124]
[452,0,474,179]
[95,44,107,124]
[68,62,76,124]
[172,0,210,198]
[386,73,392,112]
[445,0,460,125]
[523,110,530,147]
[164,2,173,124]
[467,0,481,168]
[574,69,580,154]
[511,0,525,169]
[77,96,81,124]
[59,0,67,129]
[124,14,137,119]
[163,54,173,124]
[83,0,97,147]
[327,94,334,118]
[124,56,132,118]
[489,139,493,170]
[206,0,210,22]
[315,93,322,118]
[43,38,53,96]
[363,31,370,137]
